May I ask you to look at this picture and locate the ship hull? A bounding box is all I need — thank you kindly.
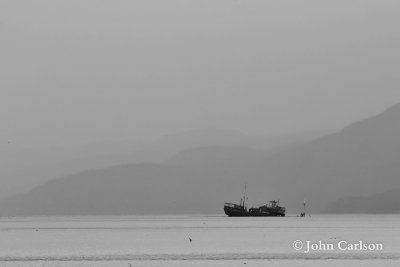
[224,206,250,217]
[224,206,285,217]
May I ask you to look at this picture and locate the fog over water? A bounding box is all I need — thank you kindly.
[2,0,400,147]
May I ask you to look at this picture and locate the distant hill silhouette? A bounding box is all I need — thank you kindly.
[262,102,400,212]
[0,129,324,199]
[2,103,400,215]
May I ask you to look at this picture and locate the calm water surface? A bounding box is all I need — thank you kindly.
[0,214,399,266]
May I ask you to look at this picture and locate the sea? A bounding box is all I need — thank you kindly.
[0,214,399,267]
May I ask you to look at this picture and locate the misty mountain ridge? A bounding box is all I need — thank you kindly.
[262,102,400,210]
[2,103,400,215]
[0,129,326,199]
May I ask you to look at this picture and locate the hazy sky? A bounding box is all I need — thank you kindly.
[2,0,400,147]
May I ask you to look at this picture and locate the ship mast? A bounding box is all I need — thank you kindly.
[243,183,247,210]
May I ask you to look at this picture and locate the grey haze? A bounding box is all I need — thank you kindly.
[1,1,400,215]
[2,0,400,147]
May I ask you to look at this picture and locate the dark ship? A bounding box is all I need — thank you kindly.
[224,185,286,217]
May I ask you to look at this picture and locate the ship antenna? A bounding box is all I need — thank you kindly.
[303,198,311,217]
